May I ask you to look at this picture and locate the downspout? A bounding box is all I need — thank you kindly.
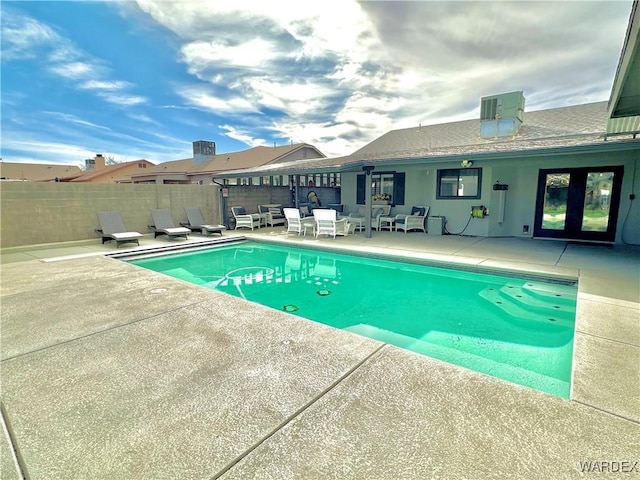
[363,166,374,238]
[212,178,228,229]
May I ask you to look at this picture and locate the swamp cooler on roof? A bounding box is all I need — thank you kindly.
[480,91,526,139]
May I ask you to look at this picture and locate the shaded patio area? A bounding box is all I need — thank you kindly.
[1,229,638,479]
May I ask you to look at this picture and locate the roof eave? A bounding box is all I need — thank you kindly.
[608,0,640,118]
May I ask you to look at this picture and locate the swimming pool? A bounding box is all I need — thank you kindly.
[129,241,577,398]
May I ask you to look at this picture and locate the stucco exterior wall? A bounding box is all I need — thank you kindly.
[0,183,220,248]
[340,151,639,244]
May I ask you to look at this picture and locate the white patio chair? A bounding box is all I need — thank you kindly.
[283,208,316,236]
[395,206,429,233]
[231,206,261,230]
[314,209,350,239]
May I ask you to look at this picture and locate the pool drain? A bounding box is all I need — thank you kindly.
[283,304,299,312]
[316,289,332,296]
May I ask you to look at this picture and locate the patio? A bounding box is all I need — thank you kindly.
[1,228,638,478]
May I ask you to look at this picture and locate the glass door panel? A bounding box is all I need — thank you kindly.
[535,166,623,242]
[542,173,570,230]
[582,172,613,232]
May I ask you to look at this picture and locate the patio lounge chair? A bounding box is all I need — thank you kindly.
[314,208,350,239]
[395,206,429,233]
[283,207,316,236]
[149,209,191,240]
[183,207,224,236]
[96,211,143,247]
[231,206,262,230]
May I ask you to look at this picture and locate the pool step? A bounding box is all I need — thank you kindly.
[343,323,570,398]
[520,281,577,303]
[478,286,575,328]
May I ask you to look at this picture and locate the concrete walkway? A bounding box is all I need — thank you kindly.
[1,230,638,479]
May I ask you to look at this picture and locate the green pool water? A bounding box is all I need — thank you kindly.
[130,242,577,398]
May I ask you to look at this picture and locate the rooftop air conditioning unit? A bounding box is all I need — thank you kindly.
[480,91,525,138]
[193,140,216,165]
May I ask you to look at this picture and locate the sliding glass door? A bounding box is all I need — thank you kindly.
[534,166,623,242]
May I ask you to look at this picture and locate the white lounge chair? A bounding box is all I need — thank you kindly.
[395,206,429,233]
[314,209,350,239]
[183,207,223,236]
[231,206,261,230]
[96,211,143,248]
[283,207,315,236]
[149,209,191,240]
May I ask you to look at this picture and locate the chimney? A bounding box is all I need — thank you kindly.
[94,154,106,170]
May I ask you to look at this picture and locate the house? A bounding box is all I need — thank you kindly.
[0,161,82,182]
[129,142,325,185]
[213,3,640,245]
[70,154,156,183]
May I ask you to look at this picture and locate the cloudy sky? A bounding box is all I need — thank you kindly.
[0,1,634,166]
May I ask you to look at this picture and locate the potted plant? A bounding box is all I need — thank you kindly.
[372,193,391,204]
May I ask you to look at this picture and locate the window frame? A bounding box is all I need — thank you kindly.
[436,168,482,199]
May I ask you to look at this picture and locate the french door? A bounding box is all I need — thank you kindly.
[534,166,623,242]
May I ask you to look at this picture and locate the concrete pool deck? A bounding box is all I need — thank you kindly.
[1,229,638,478]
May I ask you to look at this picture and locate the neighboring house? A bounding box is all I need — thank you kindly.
[129,143,325,185]
[213,2,639,245]
[70,154,155,183]
[0,162,82,182]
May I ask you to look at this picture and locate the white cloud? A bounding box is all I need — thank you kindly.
[175,85,257,113]
[79,80,131,91]
[97,93,147,106]
[0,8,60,60]
[42,111,112,130]
[220,125,265,147]
[48,61,96,80]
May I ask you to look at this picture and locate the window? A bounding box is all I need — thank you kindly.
[437,168,482,199]
[357,171,405,205]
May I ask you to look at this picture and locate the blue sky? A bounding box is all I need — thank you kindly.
[0,1,634,166]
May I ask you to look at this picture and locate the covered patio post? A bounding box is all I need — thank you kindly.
[363,166,374,238]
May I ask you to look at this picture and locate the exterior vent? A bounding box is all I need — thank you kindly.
[193,141,216,165]
[480,91,525,138]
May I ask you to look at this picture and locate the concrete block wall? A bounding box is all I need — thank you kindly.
[0,183,220,248]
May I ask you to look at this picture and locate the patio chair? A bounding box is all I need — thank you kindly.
[258,204,286,227]
[314,209,350,239]
[96,211,143,247]
[283,207,316,236]
[347,205,391,230]
[183,207,223,236]
[231,206,261,230]
[149,209,191,240]
[395,206,429,234]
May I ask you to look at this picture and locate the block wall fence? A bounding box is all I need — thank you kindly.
[0,183,342,248]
